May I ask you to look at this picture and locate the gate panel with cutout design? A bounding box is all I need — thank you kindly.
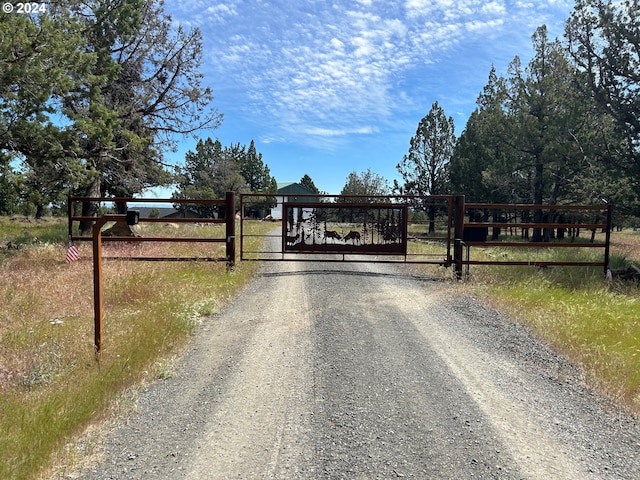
[240,194,454,265]
[282,202,408,255]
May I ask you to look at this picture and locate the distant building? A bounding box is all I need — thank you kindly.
[270,182,317,220]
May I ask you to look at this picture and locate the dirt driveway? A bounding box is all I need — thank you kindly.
[68,260,640,479]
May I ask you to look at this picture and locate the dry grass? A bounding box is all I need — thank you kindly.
[0,217,269,480]
[607,229,640,260]
[3,217,640,478]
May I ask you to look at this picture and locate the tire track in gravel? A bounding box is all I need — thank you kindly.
[304,263,517,479]
[373,269,588,478]
[186,261,316,479]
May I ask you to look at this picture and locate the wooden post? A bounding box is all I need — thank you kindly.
[92,217,107,359]
[453,195,465,280]
[225,191,236,270]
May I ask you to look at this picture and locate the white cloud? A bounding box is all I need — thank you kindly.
[465,18,504,33]
[175,0,571,147]
[481,1,506,16]
[405,0,489,19]
[303,125,376,137]
[330,38,346,51]
[351,36,375,57]
[168,0,241,26]
[206,3,238,20]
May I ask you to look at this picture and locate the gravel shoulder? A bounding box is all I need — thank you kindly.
[60,259,640,479]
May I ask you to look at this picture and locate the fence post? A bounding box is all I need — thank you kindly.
[453,195,465,280]
[92,217,108,360]
[604,203,613,276]
[225,191,236,270]
[68,196,73,239]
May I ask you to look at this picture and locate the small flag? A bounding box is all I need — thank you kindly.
[66,240,80,263]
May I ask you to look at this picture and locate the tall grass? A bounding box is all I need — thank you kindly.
[465,232,640,413]
[0,217,269,480]
[406,229,640,412]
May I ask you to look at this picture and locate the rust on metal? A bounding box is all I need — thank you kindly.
[68,195,235,264]
[459,199,612,276]
[92,217,107,359]
[282,202,408,256]
[71,195,239,358]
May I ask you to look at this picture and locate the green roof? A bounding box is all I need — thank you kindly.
[276,182,315,195]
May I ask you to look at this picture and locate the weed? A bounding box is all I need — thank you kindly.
[4,217,640,478]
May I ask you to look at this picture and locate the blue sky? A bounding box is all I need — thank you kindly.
[161,0,575,195]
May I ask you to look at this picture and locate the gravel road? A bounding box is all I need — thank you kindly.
[67,259,640,479]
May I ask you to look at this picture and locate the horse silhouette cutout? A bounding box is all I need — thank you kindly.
[323,230,342,243]
[343,230,361,244]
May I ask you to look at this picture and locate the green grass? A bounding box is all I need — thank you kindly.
[0,217,68,264]
[0,217,67,243]
[407,228,640,412]
[3,217,640,478]
[492,276,640,405]
[465,233,640,412]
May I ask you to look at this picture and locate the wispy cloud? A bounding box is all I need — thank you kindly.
[168,0,573,149]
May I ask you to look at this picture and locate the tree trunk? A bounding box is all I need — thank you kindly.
[79,176,101,235]
[521,210,530,239]
[428,205,436,234]
[115,201,127,214]
[491,210,500,240]
[35,203,45,219]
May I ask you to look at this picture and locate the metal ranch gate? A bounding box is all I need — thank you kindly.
[240,193,454,265]
[67,192,613,275]
[67,193,612,356]
[240,193,612,278]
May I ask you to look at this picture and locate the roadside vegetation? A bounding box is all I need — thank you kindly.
[458,231,640,415]
[2,217,640,479]
[0,217,269,480]
[407,224,640,414]
[3,3,639,476]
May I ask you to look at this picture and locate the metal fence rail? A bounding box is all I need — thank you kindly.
[69,193,613,276]
[68,194,236,264]
[455,201,613,277]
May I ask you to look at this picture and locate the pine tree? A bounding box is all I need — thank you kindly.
[300,174,320,194]
[397,101,455,232]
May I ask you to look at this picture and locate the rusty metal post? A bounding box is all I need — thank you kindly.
[453,195,465,280]
[604,203,613,276]
[225,191,236,270]
[446,196,454,266]
[92,217,107,359]
[67,195,73,239]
